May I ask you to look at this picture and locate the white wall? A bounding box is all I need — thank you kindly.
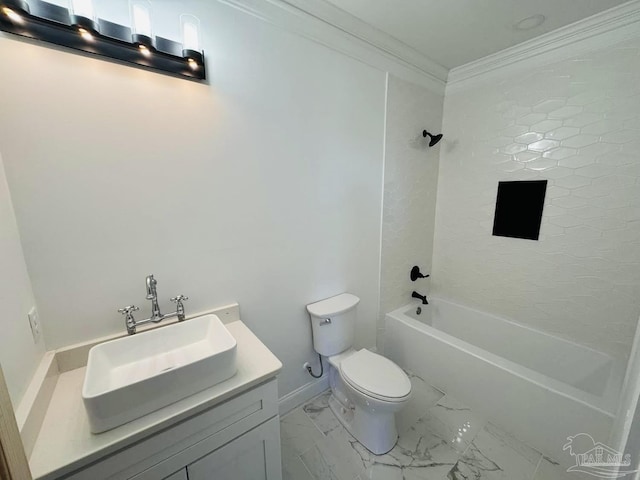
[378,74,443,350]
[433,37,640,358]
[0,0,388,397]
[0,152,44,408]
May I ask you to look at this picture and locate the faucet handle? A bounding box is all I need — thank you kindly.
[410,266,430,281]
[118,305,140,314]
[119,305,139,335]
[171,295,188,322]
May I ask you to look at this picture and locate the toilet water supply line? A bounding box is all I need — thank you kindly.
[306,353,324,378]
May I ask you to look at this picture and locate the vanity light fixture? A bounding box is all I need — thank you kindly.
[2,5,24,23]
[1,0,28,21]
[77,26,92,40]
[130,0,153,49]
[181,14,203,70]
[68,0,98,33]
[69,0,94,20]
[0,0,206,80]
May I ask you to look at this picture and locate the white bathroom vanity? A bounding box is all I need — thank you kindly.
[22,305,283,480]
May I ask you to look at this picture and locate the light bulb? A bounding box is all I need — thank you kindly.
[130,0,152,38]
[2,7,23,23]
[78,27,93,40]
[180,14,200,52]
[139,44,151,56]
[69,0,95,20]
[188,58,198,70]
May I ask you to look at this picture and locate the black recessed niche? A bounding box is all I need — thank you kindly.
[492,180,547,241]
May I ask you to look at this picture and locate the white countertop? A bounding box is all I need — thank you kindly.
[29,320,282,480]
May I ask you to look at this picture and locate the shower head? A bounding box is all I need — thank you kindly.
[423,130,443,147]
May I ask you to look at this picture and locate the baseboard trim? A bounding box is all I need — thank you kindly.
[278,375,329,416]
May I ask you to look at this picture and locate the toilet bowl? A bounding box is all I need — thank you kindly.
[307,293,412,454]
[327,348,411,454]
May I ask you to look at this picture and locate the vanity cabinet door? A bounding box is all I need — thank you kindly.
[187,416,282,480]
[163,469,188,480]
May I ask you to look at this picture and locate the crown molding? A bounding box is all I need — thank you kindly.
[217,0,447,94]
[280,0,449,82]
[220,0,640,96]
[447,0,640,92]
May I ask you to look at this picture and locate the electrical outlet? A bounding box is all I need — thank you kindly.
[28,306,41,343]
[303,362,311,371]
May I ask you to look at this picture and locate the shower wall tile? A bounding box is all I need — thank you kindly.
[378,75,444,351]
[433,38,640,359]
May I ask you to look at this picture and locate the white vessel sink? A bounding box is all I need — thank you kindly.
[82,314,237,433]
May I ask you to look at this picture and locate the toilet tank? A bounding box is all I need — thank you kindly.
[306,293,360,356]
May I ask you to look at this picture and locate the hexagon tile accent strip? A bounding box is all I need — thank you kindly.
[433,37,640,359]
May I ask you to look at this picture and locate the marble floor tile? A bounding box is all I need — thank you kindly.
[333,425,459,480]
[393,416,464,479]
[280,407,324,459]
[324,421,373,475]
[287,388,557,480]
[303,391,343,436]
[482,423,541,465]
[358,463,403,480]
[397,371,445,436]
[283,454,315,480]
[417,395,487,454]
[448,422,542,480]
[300,446,342,480]
[328,406,461,479]
[533,457,590,480]
[299,390,463,480]
[301,433,363,480]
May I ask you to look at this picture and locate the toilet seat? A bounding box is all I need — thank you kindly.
[340,349,411,403]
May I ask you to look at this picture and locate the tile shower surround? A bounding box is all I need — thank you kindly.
[433,37,640,358]
[379,75,444,351]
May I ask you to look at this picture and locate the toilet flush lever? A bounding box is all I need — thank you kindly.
[320,318,332,326]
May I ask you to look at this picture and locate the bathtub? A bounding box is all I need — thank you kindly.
[385,298,626,468]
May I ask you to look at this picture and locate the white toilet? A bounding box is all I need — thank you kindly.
[306,293,411,454]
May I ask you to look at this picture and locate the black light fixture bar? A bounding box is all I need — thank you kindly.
[0,0,206,81]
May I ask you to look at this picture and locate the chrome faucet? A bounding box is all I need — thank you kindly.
[146,274,162,320]
[119,274,189,335]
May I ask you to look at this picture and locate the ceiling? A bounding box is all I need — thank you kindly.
[323,0,631,69]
